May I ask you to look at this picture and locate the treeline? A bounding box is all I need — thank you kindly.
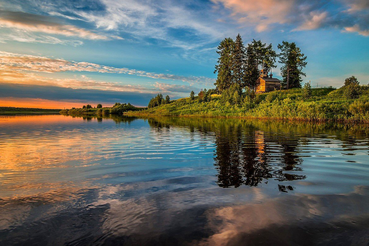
[60,102,140,116]
[148,94,170,108]
[214,34,307,92]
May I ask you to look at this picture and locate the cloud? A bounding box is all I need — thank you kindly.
[0,51,215,86]
[0,29,84,46]
[344,0,369,13]
[212,0,369,37]
[3,0,232,50]
[344,24,369,36]
[153,82,199,94]
[296,11,328,31]
[0,10,121,41]
[212,0,294,32]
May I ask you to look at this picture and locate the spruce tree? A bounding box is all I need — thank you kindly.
[244,45,259,91]
[278,41,307,89]
[233,34,246,88]
[214,38,235,93]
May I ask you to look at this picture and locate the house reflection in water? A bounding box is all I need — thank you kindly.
[214,126,306,190]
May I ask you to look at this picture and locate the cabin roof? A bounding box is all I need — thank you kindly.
[262,78,280,82]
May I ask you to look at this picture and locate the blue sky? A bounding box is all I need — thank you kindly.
[0,0,368,108]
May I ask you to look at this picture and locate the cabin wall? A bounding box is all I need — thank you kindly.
[256,79,266,93]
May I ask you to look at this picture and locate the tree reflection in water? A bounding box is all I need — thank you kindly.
[214,124,305,189]
[146,116,369,190]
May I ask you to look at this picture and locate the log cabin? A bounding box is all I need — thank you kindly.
[256,70,281,93]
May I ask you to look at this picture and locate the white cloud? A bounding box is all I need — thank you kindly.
[296,11,328,31]
[0,51,215,86]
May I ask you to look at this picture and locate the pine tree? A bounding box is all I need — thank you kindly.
[244,45,260,91]
[278,41,307,89]
[190,91,195,100]
[214,38,235,93]
[251,39,277,74]
[233,34,246,88]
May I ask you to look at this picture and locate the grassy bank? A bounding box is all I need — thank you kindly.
[125,87,369,123]
[0,107,61,115]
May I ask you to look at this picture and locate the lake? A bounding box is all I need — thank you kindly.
[1,115,369,245]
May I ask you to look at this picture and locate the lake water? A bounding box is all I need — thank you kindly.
[1,115,369,245]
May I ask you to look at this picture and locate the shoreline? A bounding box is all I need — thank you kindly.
[124,111,369,125]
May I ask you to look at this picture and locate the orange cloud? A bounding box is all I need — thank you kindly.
[212,0,293,31]
[344,25,369,37]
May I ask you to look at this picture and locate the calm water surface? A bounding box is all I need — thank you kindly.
[1,115,369,245]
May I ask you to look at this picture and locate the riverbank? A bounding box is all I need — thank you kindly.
[0,107,61,115]
[125,87,369,123]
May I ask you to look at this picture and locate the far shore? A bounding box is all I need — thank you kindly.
[0,107,61,116]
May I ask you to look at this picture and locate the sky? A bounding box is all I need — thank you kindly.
[0,0,368,108]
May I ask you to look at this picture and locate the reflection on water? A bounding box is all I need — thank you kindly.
[1,115,369,245]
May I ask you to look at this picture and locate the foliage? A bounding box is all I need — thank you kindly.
[233,34,246,87]
[214,37,235,93]
[97,104,102,108]
[126,86,369,123]
[214,35,278,93]
[344,76,359,86]
[244,45,259,90]
[148,94,170,108]
[278,41,307,89]
[302,83,312,99]
[60,102,141,116]
[344,83,360,99]
[190,91,195,100]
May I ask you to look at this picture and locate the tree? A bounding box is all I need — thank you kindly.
[198,90,205,102]
[248,40,277,75]
[302,82,312,99]
[165,95,170,104]
[190,91,195,100]
[344,76,359,86]
[344,83,360,99]
[86,104,92,109]
[244,45,260,91]
[233,34,246,88]
[214,37,235,93]
[278,41,307,89]
[97,104,102,108]
[148,94,164,108]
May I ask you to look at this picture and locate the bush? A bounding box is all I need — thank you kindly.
[344,84,360,99]
[302,83,312,99]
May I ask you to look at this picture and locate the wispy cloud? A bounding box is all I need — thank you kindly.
[0,10,122,42]
[212,0,369,37]
[2,0,232,50]
[0,51,215,85]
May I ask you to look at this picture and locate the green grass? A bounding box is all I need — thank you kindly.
[0,107,61,115]
[125,87,369,123]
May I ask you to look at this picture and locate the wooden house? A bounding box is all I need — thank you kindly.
[256,70,281,93]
